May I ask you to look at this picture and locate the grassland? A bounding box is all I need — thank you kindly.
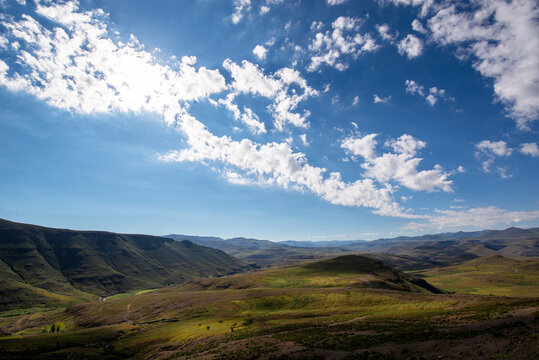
[181,255,441,294]
[411,255,539,297]
[0,255,538,359]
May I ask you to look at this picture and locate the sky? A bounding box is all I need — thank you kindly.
[0,0,538,241]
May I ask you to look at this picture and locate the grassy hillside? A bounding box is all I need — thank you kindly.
[411,255,539,297]
[181,255,443,294]
[0,255,537,359]
[0,219,249,312]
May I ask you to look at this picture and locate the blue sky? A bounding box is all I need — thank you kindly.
[0,0,538,241]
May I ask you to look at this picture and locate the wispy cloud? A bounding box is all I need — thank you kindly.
[404,206,539,232]
[373,94,391,103]
[405,80,449,106]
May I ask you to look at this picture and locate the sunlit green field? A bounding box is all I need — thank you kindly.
[1,286,537,359]
[1,255,538,359]
[411,255,539,297]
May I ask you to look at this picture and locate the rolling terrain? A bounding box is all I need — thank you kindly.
[168,227,539,270]
[181,255,443,294]
[411,255,539,297]
[0,219,249,312]
[1,220,538,359]
[166,233,355,267]
[0,255,537,359]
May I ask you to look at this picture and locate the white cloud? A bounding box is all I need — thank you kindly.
[213,93,241,120]
[342,133,454,192]
[411,19,427,34]
[0,0,466,222]
[222,60,319,133]
[373,94,391,103]
[404,206,539,232]
[231,0,251,24]
[259,5,270,15]
[496,166,512,179]
[310,21,324,31]
[0,2,226,121]
[475,140,513,175]
[405,80,425,96]
[1,4,408,218]
[476,140,512,157]
[223,59,281,97]
[341,133,378,161]
[376,24,395,41]
[427,0,539,130]
[352,96,359,106]
[386,134,425,156]
[385,0,434,18]
[299,133,309,146]
[397,34,423,58]
[405,80,447,106]
[425,94,436,106]
[217,61,317,132]
[363,136,452,192]
[426,87,446,105]
[520,142,539,157]
[226,62,318,130]
[1,0,316,137]
[307,16,378,71]
[161,115,410,218]
[332,16,359,31]
[221,170,255,186]
[253,44,267,60]
[240,107,266,135]
[327,0,349,5]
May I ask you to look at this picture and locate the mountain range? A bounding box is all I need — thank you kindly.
[166,226,539,268]
[0,219,249,311]
[1,219,538,359]
[2,218,537,312]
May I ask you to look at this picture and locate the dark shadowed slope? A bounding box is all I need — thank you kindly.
[0,219,249,311]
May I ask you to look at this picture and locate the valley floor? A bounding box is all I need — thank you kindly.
[0,286,538,359]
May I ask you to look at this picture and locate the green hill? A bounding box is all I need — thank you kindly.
[0,219,249,311]
[411,255,539,297]
[2,254,537,360]
[182,254,444,294]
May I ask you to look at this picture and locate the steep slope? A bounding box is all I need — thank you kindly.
[0,219,249,310]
